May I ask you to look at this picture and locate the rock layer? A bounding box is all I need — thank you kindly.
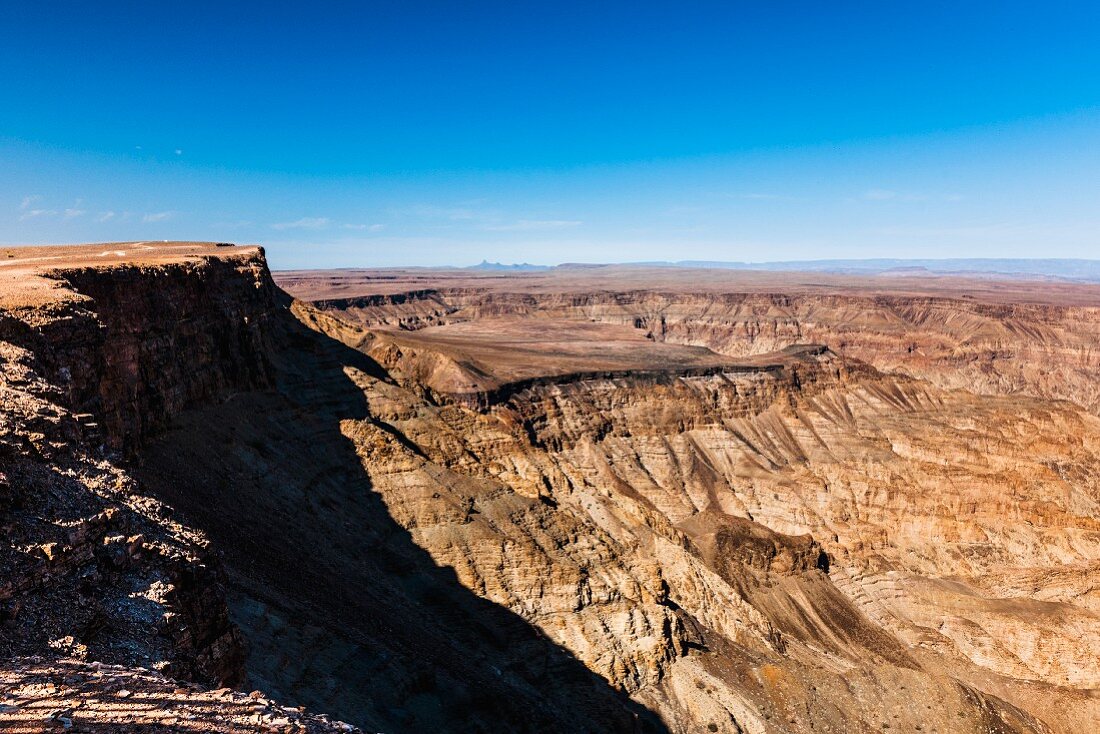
[297,275,1100,416]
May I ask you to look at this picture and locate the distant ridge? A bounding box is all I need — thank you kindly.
[467,259,552,272]
[665,258,1100,281]
[481,258,1100,283]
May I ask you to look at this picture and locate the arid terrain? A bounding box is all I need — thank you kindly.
[2,243,1099,732]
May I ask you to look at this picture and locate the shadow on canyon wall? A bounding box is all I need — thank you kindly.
[131,296,669,733]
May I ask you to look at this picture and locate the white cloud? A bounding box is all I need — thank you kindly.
[663,205,706,216]
[174,149,183,155]
[96,211,117,222]
[483,219,582,232]
[343,223,385,232]
[20,195,41,210]
[272,217,330,230]
[869,223,1018,238]
[143,211,175,222]
[64,208,87,219]
[20,208,56,221]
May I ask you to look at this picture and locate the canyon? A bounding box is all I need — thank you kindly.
[2,243,1099,732]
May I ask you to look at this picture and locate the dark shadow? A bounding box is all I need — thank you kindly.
[0,316,245,688]
[130,295,671,733]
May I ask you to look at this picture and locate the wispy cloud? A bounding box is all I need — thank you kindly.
[64,208,87,219]
[143,211,175,223]
[663,205,706,216]
[483,219,582,232]
[714,192,803,202]
[272,216,330,230]
[96,211,116,222]
[869,222,1019,238]
[860,189,963,203]
[343,223,385,231]
[20,209,55,220]
[17,195,55,220]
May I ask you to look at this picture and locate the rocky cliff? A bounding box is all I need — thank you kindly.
[0,244,351,732]
[278,268,1100,733]
[309,285,1100,417]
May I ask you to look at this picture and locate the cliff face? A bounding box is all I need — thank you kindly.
[38,252,278,451]
[0,246,365,732]
[0,249,282,687]
[317,287,1100,416]
[351,344,1100,733]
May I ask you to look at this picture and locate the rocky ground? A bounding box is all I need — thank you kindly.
[0,658,356,732]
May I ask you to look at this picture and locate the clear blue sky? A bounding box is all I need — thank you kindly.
[2,1,1099,268]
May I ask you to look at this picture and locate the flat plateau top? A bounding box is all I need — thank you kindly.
[0,242,259,310]
[276,265,1100,307]
[374,318,820,393]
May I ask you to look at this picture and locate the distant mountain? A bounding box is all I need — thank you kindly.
[459,258,1100,282]
[467,260,552,272]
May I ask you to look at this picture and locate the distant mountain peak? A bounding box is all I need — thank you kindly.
[467,260,551,272]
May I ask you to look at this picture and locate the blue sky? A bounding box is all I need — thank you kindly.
[2,1,1099,268]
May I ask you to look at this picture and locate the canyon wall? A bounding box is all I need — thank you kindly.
[315,287,1100,416]
[0,247,356,731]
[281,276,1100,732]
[0,249,281,684]
[5,249,1099,732]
